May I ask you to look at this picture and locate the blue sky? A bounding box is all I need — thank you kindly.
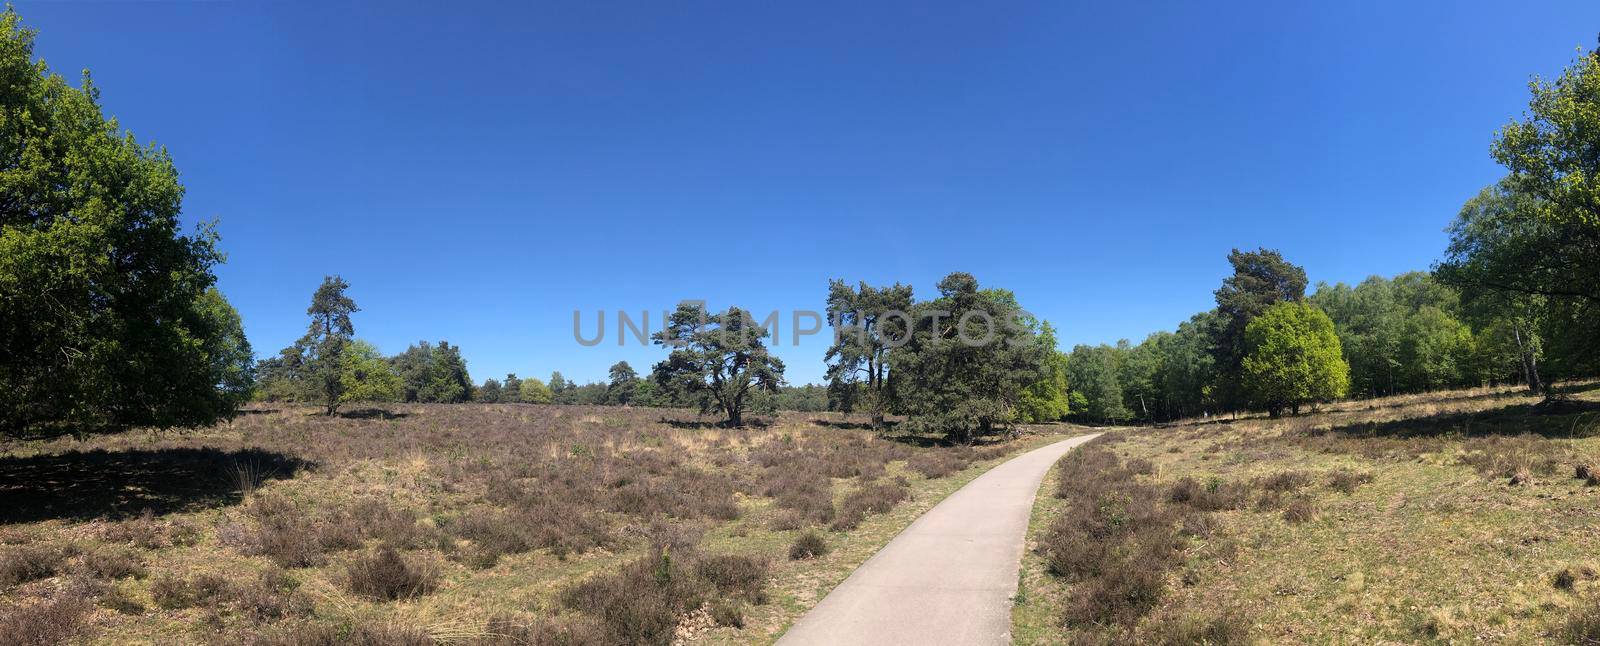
[17,1,1600,385]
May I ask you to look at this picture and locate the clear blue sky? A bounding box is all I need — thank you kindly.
[17,2,1600,385]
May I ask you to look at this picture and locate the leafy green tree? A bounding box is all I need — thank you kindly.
[297,276,359,415]
[391,341,473,403]
[1439,182,1595,386]
[519,376,553,404]
[607,361,639,405]
[501,373,523,403]
[477,379,503,403]
[549,371,571,404]
[651,303,786,427]
[1487,46,1600,305]
[1241,302,1349,417]
[889,274,1047,442]
[0,10,253,433]
[1067,344,1129,423]
[1212,248,1308,410]
[1151,312,1219,420]
[1015,321,1070,423]
[824,280,915,428]
[340,340,403,404]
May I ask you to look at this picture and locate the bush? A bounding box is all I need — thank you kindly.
[344,547,438,601]
[906,452,967,479]
[0,543,67,587]
[1327,469,1374,494]
[0,593,91,646]
[561,550,711,645]
[830,481,910,531]
[75,546,146,580]
[709,599,744,628]
[788,531,828,560]
[1141,607,1250,645]
[695,554,768,603]
[474,614,607,646]
[1282,498,1317,525]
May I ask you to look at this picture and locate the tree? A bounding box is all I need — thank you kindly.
[1439,182,1597,386]
[519,376,553,404]
[501,373,523,403]
[340,340,403,404]
[297,276,359,415]
[1486,44,1600,305]
[824,280,915,428]
[549,371,570,404]
[477,379,503,403]
[0,9,253,433]
[1212,248,1308,411]
[390,340,474,403]
[651,303,786,427]
[889,274,1048,443]
[1067,344,1129,424]
[1241,302,1349,417]
[1015,321,1070,423]
[1150,312,1219,420]
[607,361,639,405]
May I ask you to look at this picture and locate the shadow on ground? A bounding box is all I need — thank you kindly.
[0,447,309,524]
[1324,398,1600,440]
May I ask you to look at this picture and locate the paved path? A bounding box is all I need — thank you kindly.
[777,433,1103,646]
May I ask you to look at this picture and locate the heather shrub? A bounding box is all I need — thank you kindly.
[0,592,92,646]
[344,547,438,601]
[0,543,68,587]
[788,531,828,560]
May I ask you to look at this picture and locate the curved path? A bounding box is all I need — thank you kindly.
[777,433,1102,646]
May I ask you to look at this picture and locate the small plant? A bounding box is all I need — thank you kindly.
[788,531,829,560]
[343,547,438,601]
[1282,498,1317,525]
[0,543,67,587]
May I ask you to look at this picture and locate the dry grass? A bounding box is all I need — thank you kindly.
[1015,381,1600,644]
[0,404,1072,644]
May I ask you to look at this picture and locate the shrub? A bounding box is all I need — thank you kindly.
[344,547,438,601]
[103,510,169,549]
[1282,498,1317,525]
[0,543,67,587]
[561,550,711,645]
[75,546,146,580]
[695,554,767,603]
[709,599,745,628]
[1141,607,1250,645]
[1327,469,1374,494]
[1062,562,1165,626]
[1257,470,1310,493]
[475,614,607,646]
[788,531,828,560]
[0,592,91,646]
[907,452,967,479]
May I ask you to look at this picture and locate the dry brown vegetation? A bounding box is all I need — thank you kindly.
[1016,381,1600,644]
[0,404,1069,644]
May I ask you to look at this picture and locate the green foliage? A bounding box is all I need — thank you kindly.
[1211,248,1308,410]
[651,304,786,427]
[519,376,553,404]
[339,340,403,404]
[824,280,915,427]
[390,340,473,403]
[501,373,523,403]
[477,379,503,403]
[1241,302,1349,416]
[297,276,359,415]
[1015,321,1070,423]
[889,274,1048,442]
[0,9,253,433]
[607,361,639,405]
[1067,344,1130,424]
